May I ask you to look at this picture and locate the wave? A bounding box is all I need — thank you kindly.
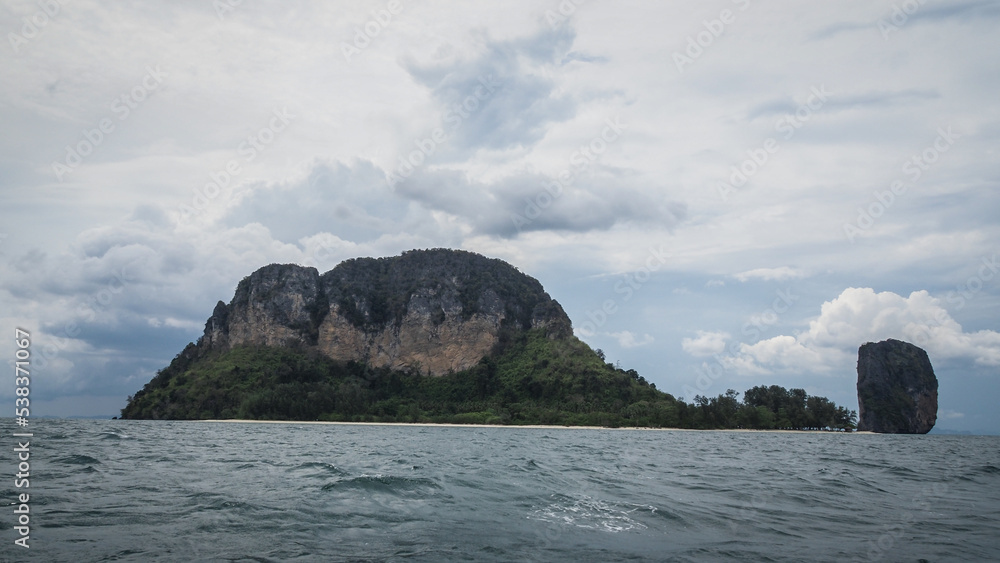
[321,474,440,494]
[54,454,101,465]
[528,494,658,533]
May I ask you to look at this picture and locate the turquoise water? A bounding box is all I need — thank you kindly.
[2,419,998,562]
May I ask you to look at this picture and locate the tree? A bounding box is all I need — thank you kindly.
[717,389,740,427]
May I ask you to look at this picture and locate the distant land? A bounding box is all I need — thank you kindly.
[121,249,857,430]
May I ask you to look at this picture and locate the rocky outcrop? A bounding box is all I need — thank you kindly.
[856,339,938,434]
[200,249,572,375]
[204,263,323,349]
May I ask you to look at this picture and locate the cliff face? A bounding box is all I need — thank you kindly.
[856,339,938,434]
[201,249,572,375]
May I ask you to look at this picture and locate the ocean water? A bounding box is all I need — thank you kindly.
[2,419,999,562]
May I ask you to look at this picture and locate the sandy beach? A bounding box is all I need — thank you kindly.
[196,419,867,433]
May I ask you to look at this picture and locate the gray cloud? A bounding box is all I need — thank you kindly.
[403,25,582,156]
[397,167,687,238]
[222,159,686,241]
[747,89,939,121]
[222,160,407,244]
[812,0,1000,40]
[908,0,1000,23]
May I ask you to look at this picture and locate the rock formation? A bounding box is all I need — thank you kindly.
[856,339,938,434]
[199,249,572,375]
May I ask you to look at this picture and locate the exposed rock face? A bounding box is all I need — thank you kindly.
[201,249,572,375]
[856,339,938,434]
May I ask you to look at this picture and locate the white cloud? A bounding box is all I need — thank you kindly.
[681,330,730,357]
[162,317,203,330]
[608,331,654,349]
[734,267,806,282]
[801,288,1000,366]
[735,335,829,373]
[714,354,770,377]
[719,287,1000,377]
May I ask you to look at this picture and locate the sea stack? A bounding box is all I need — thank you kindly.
[856,339,938,434]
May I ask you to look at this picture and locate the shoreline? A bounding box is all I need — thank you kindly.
[196,419,870,434]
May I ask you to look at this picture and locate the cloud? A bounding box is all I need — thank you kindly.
[908,1,1000,24]
[811,0,1000,39]
[398,167,686,238]
[608,331,654,349]
[220,159,686,241]
[747,89,939,120]
[718,287,1000,377]
[731,335,828,374]
[222,160,416,244]
[734,267,805,282]
[809,21,872,40]
[801,288,1000,366]
[681,330,730,357]
[402,25,582,156]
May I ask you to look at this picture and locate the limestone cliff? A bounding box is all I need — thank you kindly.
[856,339,938,434]
[200,249,572,375]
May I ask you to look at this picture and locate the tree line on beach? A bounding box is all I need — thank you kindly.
[687,386,857,431]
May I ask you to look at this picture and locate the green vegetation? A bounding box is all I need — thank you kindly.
[121,330,856,431]
[692,386,857,431]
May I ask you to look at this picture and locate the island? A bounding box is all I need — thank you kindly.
[120,249,857,430]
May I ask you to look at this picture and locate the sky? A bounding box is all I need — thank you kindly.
[1,0,998,433]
